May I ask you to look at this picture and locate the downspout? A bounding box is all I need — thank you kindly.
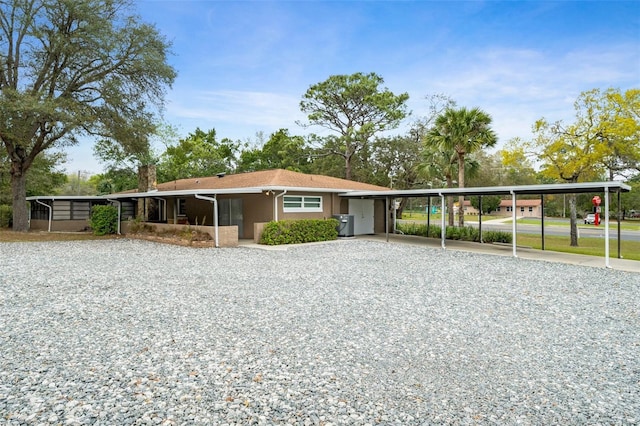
[439,192,445,249]
[35,199,52,232]
[106,199,122,235]
[195,194,219,248]
[510,190,517,258]
[274,190,287,221]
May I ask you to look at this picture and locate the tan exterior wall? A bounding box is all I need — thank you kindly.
[120,221,238,247]
[30,219,90,232]
[494,206,542,218]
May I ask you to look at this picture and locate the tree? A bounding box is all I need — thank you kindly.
[237,129,310,173]
[469,195,501,214]
[299,72,409,180]
[0,0,176,230]
[417,146,458,226]
[424,107,497,227]
[1,150,66,203]
[528,89,639,246]
[591,88,640,179]
[157,128,239,182]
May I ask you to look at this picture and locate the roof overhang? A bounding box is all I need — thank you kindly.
[339,181,632,199]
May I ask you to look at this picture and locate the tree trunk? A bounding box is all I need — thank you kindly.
[10,162,29,232]
[568,193,578,247]
[344,154,352,180]
[458,154,465,228]
[446,176,454,227]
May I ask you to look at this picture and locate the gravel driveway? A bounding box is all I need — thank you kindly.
[1,239,638,425]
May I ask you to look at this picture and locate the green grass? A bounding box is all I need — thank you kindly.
[517,233,640,261]
[507,217,640,231]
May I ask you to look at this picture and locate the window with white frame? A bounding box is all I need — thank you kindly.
[520,206,525,212]
[528,207,533,212]
[283,195,323,213]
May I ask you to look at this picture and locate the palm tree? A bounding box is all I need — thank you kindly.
[424,107,497,227]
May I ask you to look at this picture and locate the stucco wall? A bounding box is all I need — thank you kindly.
[30,219,90,232]
[120,221,238,247]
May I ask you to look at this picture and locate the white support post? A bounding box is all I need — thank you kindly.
[439,193,446,249]
[605,187,610,268]
[511,190,517,257]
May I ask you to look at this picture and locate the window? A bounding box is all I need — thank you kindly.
[520,206,525,212]
[506,206,512,212]
[177,198,187,216]
[31,201,51,220]
[528,207,533,212]
[283,195,323,213]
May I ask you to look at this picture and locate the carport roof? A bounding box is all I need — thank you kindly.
[339,181,631,198]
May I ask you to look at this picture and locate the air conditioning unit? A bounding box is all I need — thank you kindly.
[333,214,354,237]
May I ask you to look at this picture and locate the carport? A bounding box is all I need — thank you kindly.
[340,181,632,268]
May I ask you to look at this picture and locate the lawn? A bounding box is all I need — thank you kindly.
[517,233,640,261]
[508,217,640,231]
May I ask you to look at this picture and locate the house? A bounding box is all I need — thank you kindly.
[27,168,390,246]
[456,199,542,217]
[495,199,542,217]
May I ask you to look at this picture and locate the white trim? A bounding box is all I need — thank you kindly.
[282,195,323,213]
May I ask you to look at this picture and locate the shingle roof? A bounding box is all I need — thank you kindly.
[153,169,389,192]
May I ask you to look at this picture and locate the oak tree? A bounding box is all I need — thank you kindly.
[0,0,176,230]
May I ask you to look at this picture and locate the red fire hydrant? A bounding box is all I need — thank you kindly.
[592,196,601,226]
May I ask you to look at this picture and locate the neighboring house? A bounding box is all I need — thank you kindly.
[495,199,542,217]
[27,168,390,246]
[456,199,542,217]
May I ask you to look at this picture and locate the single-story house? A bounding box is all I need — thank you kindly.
[459,199,542,217]
[27,167,390,246]
[494,199,542,217]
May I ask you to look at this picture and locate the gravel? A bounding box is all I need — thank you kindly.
[0,238,638,425]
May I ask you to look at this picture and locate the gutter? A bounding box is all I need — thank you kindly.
[106,199,121,235]
[274,190,287,221]
[194,194,219,248]
[34,199,52,232]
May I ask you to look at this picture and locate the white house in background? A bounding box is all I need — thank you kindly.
[459,199,542,217]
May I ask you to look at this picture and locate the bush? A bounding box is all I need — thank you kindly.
[0,205,12,228]
[90,205,118,236]
[482,230,512,244]
[397,222,504,243]
[260,218,339,245]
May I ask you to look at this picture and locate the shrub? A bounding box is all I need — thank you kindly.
[127,217,154,234]
[90,205,118,236]
[482,230,512,244]
[0,205,12,228]
[260,218,339,245]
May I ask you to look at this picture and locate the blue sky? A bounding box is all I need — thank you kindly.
[66,0,640,174]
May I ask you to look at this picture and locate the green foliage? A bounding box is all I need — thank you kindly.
[482,231,513,244]
[127,217,154,234]
[300,72,409,180]
[469,195,502,214]
[0,0,176,231]
[396,222,512,244]
[424,106,497,228]
[157,128,239,181]
[90,205,118,236]
[237,129,310,173]
[0,205,12,228]
[260,219,339,245]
